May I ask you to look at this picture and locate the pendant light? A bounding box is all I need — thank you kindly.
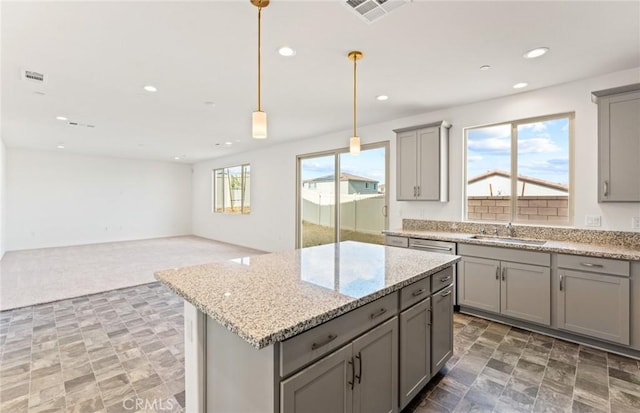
[251,0,269,139]
[348,51,363,155]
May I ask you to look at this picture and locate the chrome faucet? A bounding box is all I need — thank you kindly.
[506,222,514,238]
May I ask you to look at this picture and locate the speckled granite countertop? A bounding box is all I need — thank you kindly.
[384,229,640,261]
[155,241,460,349]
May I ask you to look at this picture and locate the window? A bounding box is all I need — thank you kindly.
[213,164,250,214]
[465,113,572,225]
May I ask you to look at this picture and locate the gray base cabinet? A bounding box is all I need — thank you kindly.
[281,317,398,413]
[399,297,431,409]
[501,262,551,325]
[431,285,454,374]
[459,257,500,313]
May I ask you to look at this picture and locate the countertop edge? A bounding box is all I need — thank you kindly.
[384,230,640,261]
[155,257,460,350]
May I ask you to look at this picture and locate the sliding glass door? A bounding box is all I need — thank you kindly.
[297,142,388,248]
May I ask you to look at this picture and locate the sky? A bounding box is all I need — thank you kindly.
[300,146,386,184]
[467,117,570,186]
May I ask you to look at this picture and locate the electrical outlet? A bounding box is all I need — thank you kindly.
[632,217,640,230]
[585,215,602,227]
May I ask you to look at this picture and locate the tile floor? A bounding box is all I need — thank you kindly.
[2,282,639,412]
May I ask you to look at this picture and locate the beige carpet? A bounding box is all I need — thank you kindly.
[0,236,264,311]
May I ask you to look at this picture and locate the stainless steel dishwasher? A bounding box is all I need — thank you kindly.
[408,238,458,308]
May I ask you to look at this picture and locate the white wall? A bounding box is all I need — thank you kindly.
[0,139,6,259]
[192,68,640,252]
[6,149,192,250]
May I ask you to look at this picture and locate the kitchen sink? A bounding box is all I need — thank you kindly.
[468,235,547,246]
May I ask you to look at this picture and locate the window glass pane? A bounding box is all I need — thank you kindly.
[300,155,336,247]
[466,124,512,222]
[214,169,224,213]
[242,165,251,214]
[516,118,570,224]
[212,164,250,214]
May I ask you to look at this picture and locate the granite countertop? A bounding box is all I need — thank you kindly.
[155,241,460,349]
[384,229,640,261]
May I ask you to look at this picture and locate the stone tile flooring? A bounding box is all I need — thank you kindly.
[0,283,185,413]
[404,313,640,413]
[2,282,639,412]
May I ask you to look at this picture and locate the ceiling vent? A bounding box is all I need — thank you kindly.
[21,69,46,84]
[344,0,409,23]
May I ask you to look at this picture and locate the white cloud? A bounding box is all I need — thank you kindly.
[519,122,548,133]
[518,137,561,153]
[467,155,483,162]
[468,136,510,152]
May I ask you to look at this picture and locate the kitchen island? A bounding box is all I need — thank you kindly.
[156,241,460,413]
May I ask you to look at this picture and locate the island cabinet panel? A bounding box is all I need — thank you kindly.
[399,297,431,409]
[280,344,353,413]
[431,285,454,375]
[281,317,398,413]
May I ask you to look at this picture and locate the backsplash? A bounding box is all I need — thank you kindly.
[402,219,640,250]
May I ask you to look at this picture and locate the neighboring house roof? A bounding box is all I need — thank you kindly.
[468,169,568,192]
[304,173,379,184]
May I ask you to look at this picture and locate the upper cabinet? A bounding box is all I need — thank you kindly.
[592,84,640,202]
[394,121,451,202]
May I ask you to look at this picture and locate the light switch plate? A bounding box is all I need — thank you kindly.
[585,215,602,227]
[633,217,640,230]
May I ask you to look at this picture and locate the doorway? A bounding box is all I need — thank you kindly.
[297,142,389,248]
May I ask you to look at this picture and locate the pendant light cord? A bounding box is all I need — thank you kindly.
[353,57,357,137]
[257,6,262,111]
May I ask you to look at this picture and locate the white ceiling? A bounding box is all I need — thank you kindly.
[2,0,639,163]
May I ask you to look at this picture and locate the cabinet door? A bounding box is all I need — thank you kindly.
[500,262,551,325]
[396,131,418,200]
[459,257,500,313]
[280,344,353,413]
[417,127,440,200]
[599,91,640,202]
[557,269,630,345]
[399,298,431,409]
[431,285,453,376]
[352,317,398,413]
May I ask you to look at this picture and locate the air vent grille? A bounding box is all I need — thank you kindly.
[22,69,46,83]
[344,0,409,23]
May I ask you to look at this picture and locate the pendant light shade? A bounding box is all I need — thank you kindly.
[251,0,269,139]
[348,51,363,155]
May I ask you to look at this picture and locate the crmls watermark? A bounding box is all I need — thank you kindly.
[122,398,176,411]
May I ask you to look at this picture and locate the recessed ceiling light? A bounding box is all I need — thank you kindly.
[376,95,389,101]
[224,142,233,146]
[513,82,529,89]
[278,46,296,57]
[173,156,181,160]
[143,85,157,93]
[479,65,491,71]
[56,144,65,149]
[56,116,68,121]
[523,47,549,59]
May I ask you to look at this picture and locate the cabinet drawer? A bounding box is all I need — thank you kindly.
[431,266,454,293]
[557,254,629,277]
[385,235,409,248]
[279,292,398,378]
[459,243,550,267]
[400,276,430,311]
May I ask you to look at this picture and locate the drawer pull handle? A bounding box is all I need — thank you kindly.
[370,308,387,319]
[311,334,337,350]
[355,352,362,384]
[440,276,452,282]
[580,262,604,268]
[441,290,452,297]
[348,357,354,390]
[412,288,427,297]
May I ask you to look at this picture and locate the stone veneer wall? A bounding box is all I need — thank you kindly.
[467,196,569,223]
[402,219,640,249]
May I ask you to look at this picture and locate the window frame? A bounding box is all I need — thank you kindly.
[463,112,574,226]
[211,163,251,215]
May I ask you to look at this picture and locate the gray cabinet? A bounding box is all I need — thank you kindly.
[458,246,551,326]
[395,121,451,202]
[431,285,454,375]
[281,317,398,413]
[399,297,431,409]
[557,254,630,345]
[592,84,640,202]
